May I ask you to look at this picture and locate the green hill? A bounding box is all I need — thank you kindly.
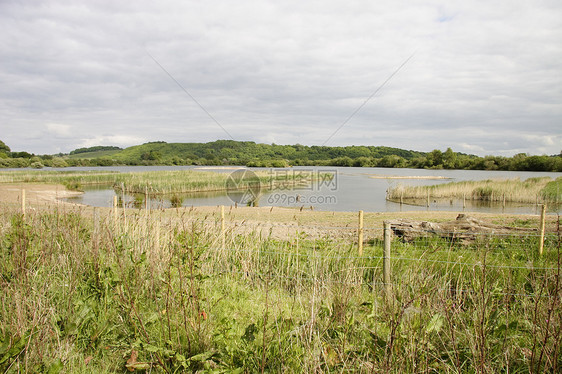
[28,140,561,172]
[67,146,123,159]
[109,140,425,166]
[67,150,122,159]
[70,146,122,155]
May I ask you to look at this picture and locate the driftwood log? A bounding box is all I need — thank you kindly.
[388,214,536,243]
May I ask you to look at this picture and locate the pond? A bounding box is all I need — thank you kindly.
[55,166,562,214]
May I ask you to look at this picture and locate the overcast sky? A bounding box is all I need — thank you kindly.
[1,0,561,156]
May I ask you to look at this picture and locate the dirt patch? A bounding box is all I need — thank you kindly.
[0,183,84,207]
[159,205,553,242]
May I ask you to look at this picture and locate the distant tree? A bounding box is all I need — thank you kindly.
[508,153,529,171]
[353,157,375,167]
[331,156,354,167]
[69,146,122,155]
[92,157,114,166]
[51,157,68,168]
[0,140,10,154]
[442,148,457,169]
[2,158,30,168]
[521,155,556,171]
[378,155,407,168]
[10,151,33,159]
[408,156,427,169]
[426,149,443,168]
[347,146,371,158]
[141,150,162,161]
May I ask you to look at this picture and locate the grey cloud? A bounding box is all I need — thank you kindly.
[0,0,560,156]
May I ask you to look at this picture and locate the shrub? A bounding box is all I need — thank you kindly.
[51,157,69,168]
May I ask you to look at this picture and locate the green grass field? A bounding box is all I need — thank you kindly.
[0,202,560,372]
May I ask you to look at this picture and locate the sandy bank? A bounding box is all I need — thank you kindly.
[0,183,84,206]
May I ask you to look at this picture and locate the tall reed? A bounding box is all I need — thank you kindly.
[0,169,332,195]
[388,177,560,204]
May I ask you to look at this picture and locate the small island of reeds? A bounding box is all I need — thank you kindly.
[387,177,562,206]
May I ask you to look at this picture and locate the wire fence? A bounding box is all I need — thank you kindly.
[4,190,562,372]
[9,196,562,304]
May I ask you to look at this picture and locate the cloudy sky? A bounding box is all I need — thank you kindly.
[1,0,561,156]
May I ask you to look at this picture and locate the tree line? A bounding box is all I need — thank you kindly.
[69,146,122,155]
[1,139,561,172]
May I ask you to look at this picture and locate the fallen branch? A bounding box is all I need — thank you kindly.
[388,214,536,243]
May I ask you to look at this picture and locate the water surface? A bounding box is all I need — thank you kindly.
[56,166,561,214]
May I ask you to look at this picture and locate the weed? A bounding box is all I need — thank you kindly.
[0,204,560,372]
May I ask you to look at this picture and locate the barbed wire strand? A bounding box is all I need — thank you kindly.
[203,246,560,271]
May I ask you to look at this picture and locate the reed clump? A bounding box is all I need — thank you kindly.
[0,170,119,189]
[0,169,332,195]
[388,177,560,205]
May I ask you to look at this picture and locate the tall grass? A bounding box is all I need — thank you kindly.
[542,177,562,202]
[114,170,325,195]
[388,177,561,204]
[0,169,331,195]
[1,203,560,372]
[0,170,331,195]
[0,170,119,189]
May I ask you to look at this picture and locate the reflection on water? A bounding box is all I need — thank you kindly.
[73,185,237,209]
[66,184,560,214]
[63,166,562,214]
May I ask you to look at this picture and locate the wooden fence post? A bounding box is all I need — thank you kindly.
[221,205,225,250]
[93,207,99,252]
[383,221,392,300]
[296,220,300,287]
[121,182,126,227]
[113,195,118,226]
[358,210,364,256]
[155,221,160,253]
[21,189,26,220]
[539,204,546,256]
[145,186,149,211]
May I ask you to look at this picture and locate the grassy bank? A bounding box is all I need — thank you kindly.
[1,203,560,372]
[387,177,562,205]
